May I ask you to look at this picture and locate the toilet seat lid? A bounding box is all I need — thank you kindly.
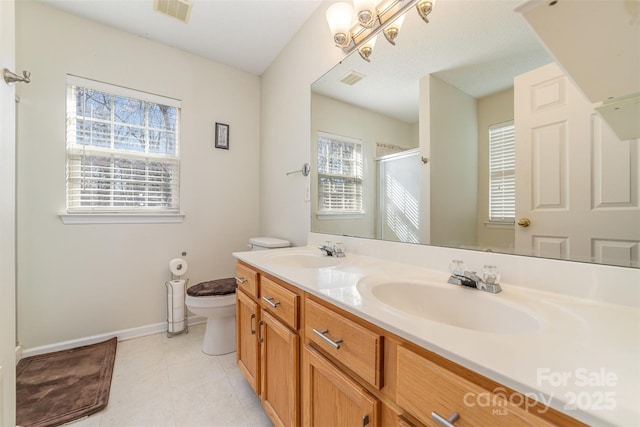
[187,278,237,297]
[249,237,290,249]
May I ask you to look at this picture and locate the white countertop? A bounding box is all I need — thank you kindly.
[233,246,640,427]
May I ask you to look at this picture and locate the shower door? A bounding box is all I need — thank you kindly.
[377,149,421,243]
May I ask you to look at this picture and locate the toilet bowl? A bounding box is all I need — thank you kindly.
[185,237,290,356]
[186,279,237,355]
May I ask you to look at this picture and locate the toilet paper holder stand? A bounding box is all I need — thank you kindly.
[165,275,189,338]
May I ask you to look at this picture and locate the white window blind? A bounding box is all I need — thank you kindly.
[489,121,515,222]
[66,76,181,213]
[317,132,364,214]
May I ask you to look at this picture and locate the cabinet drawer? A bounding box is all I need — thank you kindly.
[305,298,382,389]
[235,263,258,299]
[260,276,299,330]
[397,346,552,427]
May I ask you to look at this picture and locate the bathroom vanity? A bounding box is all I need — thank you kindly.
[232,240,639,427]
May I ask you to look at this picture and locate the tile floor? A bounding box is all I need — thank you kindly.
[68,324,273,427]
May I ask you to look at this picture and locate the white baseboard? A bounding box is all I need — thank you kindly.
[22,316,206,358]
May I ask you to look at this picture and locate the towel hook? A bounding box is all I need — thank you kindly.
[286,163,310,177]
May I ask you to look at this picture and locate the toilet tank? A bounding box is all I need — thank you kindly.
[249,237,291,251]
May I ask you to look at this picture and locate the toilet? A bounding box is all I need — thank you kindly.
[185,237,290,355]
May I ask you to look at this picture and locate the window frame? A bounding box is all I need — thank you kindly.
[62,75,183,223]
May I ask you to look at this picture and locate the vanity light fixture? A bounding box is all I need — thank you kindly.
[326,0,434,61]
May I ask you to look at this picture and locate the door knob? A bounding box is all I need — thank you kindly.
[517,218,531,227]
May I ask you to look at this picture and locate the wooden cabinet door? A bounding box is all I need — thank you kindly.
[303,346,379,427]
[260,310,299,427]
[236,290,260,394]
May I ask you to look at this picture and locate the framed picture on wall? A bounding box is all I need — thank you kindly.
[215,122,229,149]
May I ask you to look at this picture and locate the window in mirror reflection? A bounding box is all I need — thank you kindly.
[488,121,515,223]
[317,132,364,215]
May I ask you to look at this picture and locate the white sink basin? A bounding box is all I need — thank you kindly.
[357,279,541,334]
[270,253,341,269]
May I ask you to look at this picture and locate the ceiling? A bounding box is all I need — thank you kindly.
[40,0,323,76]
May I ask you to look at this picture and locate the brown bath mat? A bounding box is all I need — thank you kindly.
[16,337,117,427]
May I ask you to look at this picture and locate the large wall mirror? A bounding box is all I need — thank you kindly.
[311,0,639,268]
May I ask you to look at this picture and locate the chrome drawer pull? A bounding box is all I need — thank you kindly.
[262,296,281,308]
[234,276,247,284]
[312,328,343,349]
[431,411,459,427]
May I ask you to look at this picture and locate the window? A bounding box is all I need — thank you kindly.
[488,121,515,222]
[66,75,180,215]
[317,132,363,215]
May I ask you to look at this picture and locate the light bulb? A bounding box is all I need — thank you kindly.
[358,35,377,62]
[326,2,355,48]
[383,14,405,45]
[417,0,435,23]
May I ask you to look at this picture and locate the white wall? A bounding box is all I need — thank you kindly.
[427,75,478,248]
[311,93,417,238]
[16,2,261,348]
[259,1,344,247]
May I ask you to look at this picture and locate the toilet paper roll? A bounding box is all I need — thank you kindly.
[167,279,186,333]
[169,258,188,276]
[167,280,186,307]
[172,306,185,322]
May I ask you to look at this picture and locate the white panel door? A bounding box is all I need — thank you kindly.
[515,63,640,266]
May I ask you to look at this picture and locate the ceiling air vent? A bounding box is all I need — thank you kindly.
[339,70,366,86]
[154,0,193,24]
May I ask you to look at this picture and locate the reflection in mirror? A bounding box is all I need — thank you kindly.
[311,0,639,268]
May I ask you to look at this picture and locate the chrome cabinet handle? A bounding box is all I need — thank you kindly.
[431,411,459,427]
[234,276,247,284]
[250,313,256,335]
[312,328,343,349]
[262,296,281,308]
[257,320,264,344]
[361,414,370,427]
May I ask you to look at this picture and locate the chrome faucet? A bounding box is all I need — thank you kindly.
[318,241,346,258]
[447,266,502,294]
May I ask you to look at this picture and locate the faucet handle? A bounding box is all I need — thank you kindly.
[481,265,501,285]
[448,260,466,275]
[333,242,345,257]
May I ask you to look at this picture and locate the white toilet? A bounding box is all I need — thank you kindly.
[185,237,290,355]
